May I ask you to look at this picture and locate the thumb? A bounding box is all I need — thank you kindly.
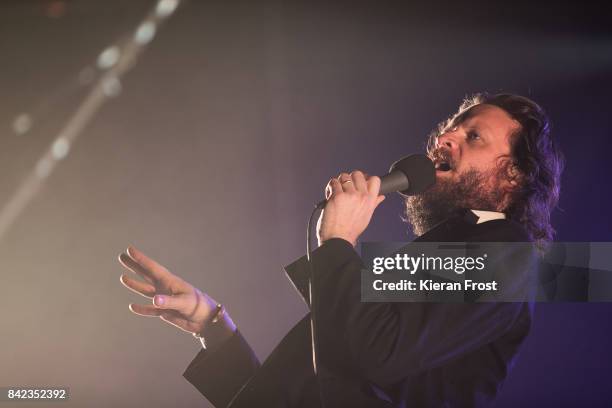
[375,195,386,206]
[153,294,194,315]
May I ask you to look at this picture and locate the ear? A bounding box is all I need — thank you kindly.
[496,156,522,189]
[507,164,522,187]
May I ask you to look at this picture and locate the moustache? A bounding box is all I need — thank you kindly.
[430,148,454,172]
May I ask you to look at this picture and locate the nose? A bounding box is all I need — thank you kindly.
[436,129,460,153]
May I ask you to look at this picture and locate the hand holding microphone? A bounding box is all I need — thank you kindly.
[316,154,435,247]
[317,170,386,247]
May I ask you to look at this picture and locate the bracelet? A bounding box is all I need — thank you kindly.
[211,303,226,324]
[192,304,225,348]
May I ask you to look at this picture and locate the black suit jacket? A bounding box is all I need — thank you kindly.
[184,211,535,407]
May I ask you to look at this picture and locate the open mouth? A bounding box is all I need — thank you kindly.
[431,149,454,173]
[434,161,452,172]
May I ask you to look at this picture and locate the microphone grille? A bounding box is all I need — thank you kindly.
[389,154,435,196]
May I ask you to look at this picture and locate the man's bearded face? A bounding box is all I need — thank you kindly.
[405,162,506,236]
[405,104,520,236]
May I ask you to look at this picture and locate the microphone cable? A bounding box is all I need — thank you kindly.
[306,203,327,408]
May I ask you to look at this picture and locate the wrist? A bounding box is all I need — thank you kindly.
[319,234,357,248]
[193,305,237,351]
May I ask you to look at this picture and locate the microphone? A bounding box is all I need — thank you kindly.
[315,154,435,209]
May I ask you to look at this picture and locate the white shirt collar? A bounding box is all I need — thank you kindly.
[470,209,506,224]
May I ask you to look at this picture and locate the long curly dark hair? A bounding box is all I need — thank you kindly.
[426,93,565,245]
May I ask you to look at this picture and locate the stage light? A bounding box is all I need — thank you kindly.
[156,0,179,18]
[45,1,67,18]
[0,0,184,242]
[35,158,53,179]
[52,138,70,160]
[97,46,120,69]
[13,113,32,135]
[102,77,122,97]
[135,21,156,45]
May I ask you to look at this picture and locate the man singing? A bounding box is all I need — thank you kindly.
[119,93,563,407]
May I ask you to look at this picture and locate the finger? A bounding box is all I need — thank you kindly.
[366,175,382,196]
[120,274,156,298]
[129,303,164,317]
[337,172,355,192]
[152,293,201,318]
[325,178,334,200]
[375,195,386,206]
[122,250,193,295]
[125,246,175,285]
[350,170,368,192]
[118,253,154,284]
[337,172,350,182]
[328,178,343,198]
[160,311,191,333]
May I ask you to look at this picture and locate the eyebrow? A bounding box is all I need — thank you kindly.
[461,118,493,136]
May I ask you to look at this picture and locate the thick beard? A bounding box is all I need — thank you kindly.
[404,167,506,236]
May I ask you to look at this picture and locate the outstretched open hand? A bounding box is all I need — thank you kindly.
[118,246,219,335]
